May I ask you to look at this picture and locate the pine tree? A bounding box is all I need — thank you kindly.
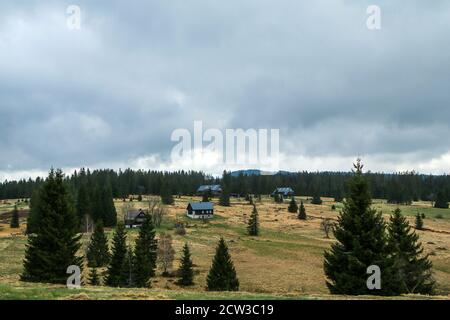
[247,205,259,236]
[288,197,298,213]
[105,222,128,287]
[434,190,449,209]
[21,169,83,284]
[415,213,424,230]
[76,182,91,227]
[10,205,19,228]
[206,238,239,291]
[387,208,435,294]
[89,267,101,286]
[86,221,110,268]
[219,189,230,206]
[311,192,323,205]
[133,214,157,287]
[160,181,174,205]
[26,189,41,234]
[177,243,194,286]
[298,201,307,220]
[334,189,344,202]
[101,184,117,227]
[323,159,393,295]
[202,190,211,202]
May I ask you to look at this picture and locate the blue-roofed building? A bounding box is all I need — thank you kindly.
[271,187,294,197]
[196,184,222,196]
[186,202,214,219]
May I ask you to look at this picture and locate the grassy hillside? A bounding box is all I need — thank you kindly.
[0,196,449,300]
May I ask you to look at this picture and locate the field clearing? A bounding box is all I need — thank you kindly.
[0,195,449,300]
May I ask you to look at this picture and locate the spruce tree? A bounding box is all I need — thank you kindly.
[288,197,298,213]
[298,201,307,220]
[311,192,323,205]
[86,221,110,268]
[415,213,424,230]
[89,267,101,286]
[26,189,41,234]
[434,190,449,209]
[323,160,393,295]
[10,205,19,228]
[206,238,239,291]
[247,205,259,236]
[133,214,157,287]
[388,208,435,294]
[219,189,230,206]
[21,169,83,284]
[105,222,128,287]
[160,181,174,205]
[177,242,194,286]
[76,182,91,226]
[101,184,117,227]
[202,190,211,202]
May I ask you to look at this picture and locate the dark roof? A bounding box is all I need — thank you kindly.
[125,209,146,220]
[188,202,214,210]
[197,185,222,192]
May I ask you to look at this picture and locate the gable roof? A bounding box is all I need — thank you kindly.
[188,202,214,211]
[197,185,222,192]
[125,209,146,220]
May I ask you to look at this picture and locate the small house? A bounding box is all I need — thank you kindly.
[186,202,214,219]
[196,184,222,196]
[124,208,147,228]
[271,187,294,197]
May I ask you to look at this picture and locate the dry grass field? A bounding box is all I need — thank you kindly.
[0,196,449,300]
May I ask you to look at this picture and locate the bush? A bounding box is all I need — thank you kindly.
[174,222,186,235]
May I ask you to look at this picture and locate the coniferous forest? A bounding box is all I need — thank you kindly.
[1,168,449,205]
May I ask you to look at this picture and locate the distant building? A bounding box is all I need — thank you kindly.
[186,202,214,219]
[124,208,147,228]
[271,187,294,197]
[196,184,222,196]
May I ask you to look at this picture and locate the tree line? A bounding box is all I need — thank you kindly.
[1,169,449,205]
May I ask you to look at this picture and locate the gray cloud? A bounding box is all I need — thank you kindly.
[1,0,450,176]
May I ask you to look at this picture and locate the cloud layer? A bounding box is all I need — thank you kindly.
[1,1,450,179]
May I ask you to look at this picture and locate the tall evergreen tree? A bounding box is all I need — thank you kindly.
[219,189,230,206]
[105,222,128,287]
[206,238,239,291]
[160,181,174,205]
[177,243,194,286]
[323,160,393,295]
[10,205,19,228]
[387,208,435,294]
[26,189,41,234]
[133,214,158,287]
[311,192,323,205]
[101,184,117,227]
[76,182,91,227]
[86,221,110,267]
[288,197,298,213]
[247,205,259,236]
[298,201,307,220]
[21,169,83,284]
[202,190,212,202]
[434,190,449,209]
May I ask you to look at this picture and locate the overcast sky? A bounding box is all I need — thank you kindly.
[1,0,450,180]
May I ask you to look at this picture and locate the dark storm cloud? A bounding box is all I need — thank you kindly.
[1,0,450,175]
